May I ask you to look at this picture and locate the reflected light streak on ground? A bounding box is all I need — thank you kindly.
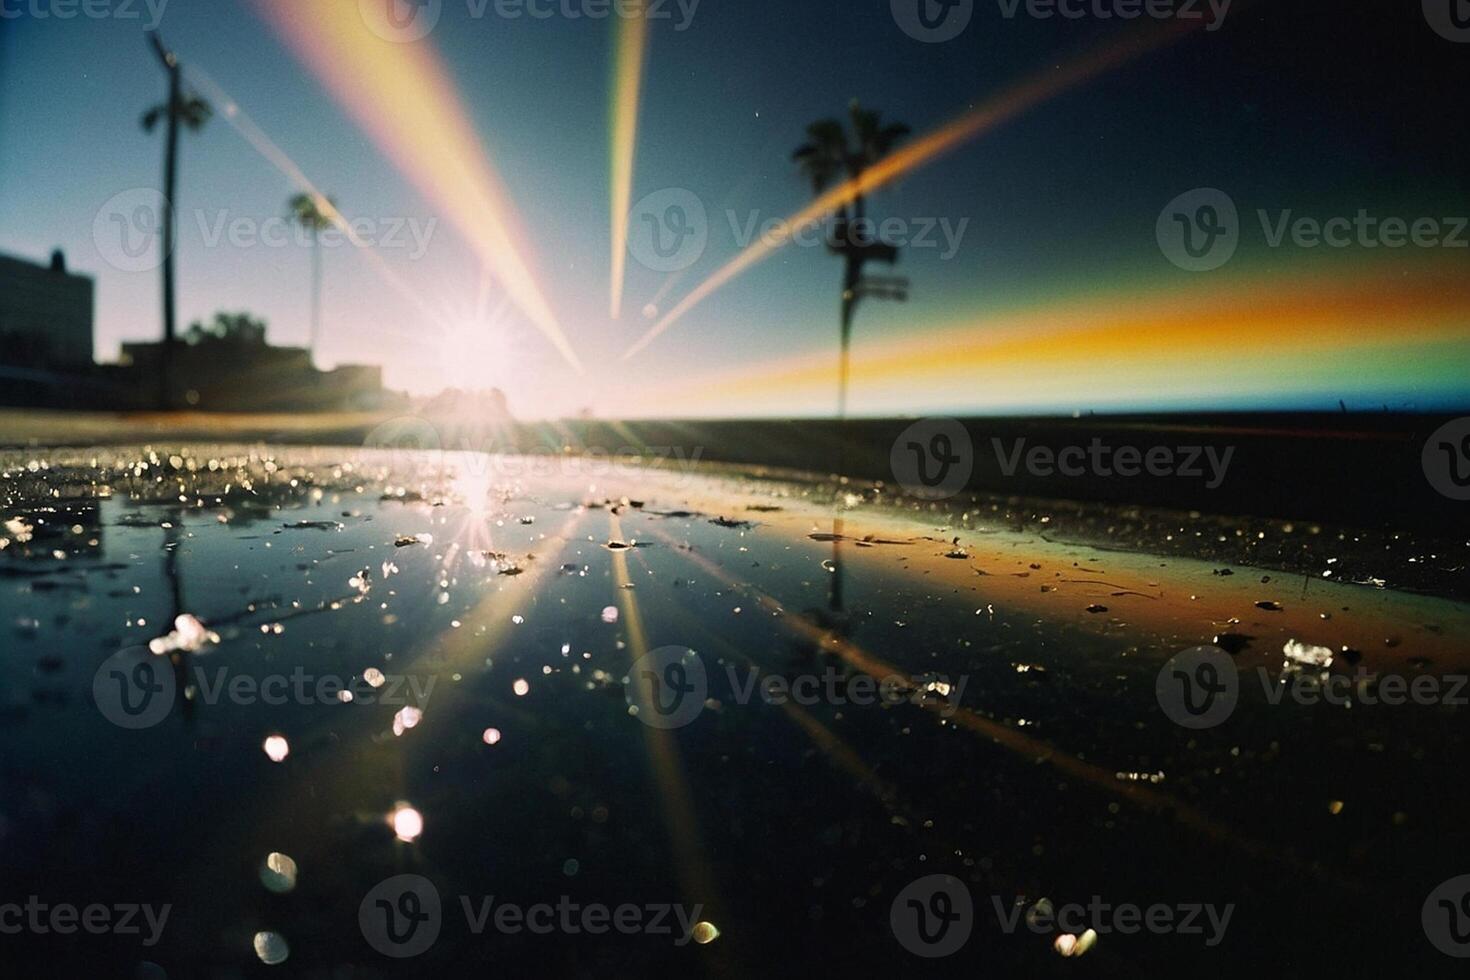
[607,513,722,922]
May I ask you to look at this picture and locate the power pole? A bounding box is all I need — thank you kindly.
[147,32,180,410]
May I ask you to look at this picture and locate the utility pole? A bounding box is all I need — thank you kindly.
[147,32,180,410]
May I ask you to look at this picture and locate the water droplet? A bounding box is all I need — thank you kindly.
[252,930,289,965]
[260,852,298,893]
[390,804,423,842]
[262,735,290,763]
[392,706,423,736]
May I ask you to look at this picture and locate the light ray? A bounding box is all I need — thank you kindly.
[609,1,650,319]
[186,64,454,339]
[621,20,1199,360]
[606,513,722,917]
[252,0,584,372]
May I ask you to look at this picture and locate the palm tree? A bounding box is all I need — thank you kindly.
[792,100,911,420]
[287,193,337,365]
[142,32,211,409]
[794,102,910,617]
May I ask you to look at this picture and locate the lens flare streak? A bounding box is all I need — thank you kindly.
[252,0,583,371]
[609,1,650,319]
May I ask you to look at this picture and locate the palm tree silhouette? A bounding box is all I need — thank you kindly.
[792,101,910,616]
[142,32,211,409]
[287,193,337,365]
[792,100,911,420]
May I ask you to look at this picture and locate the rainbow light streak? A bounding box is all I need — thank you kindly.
[609,1,649,319]
[252,0,583,371]
[623,257,1470,416]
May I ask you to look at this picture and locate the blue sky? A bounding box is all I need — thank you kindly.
[2,1,1467,417]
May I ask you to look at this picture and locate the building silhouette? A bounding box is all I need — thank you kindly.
[0,249,94,370]
[0,249,396,411]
